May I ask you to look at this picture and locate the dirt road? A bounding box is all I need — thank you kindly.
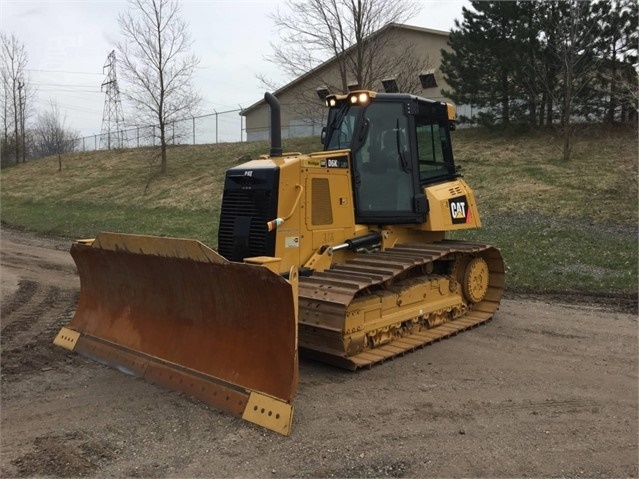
[1,228,637,478]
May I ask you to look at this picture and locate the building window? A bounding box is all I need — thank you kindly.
[316,87,329,100]
[381,78,398,93]
[419,72,437,89]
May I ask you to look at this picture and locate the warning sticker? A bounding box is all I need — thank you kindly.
[285,236,300,248]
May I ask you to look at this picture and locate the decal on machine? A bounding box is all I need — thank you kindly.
[285,236,300,248]
[449,195,470,224]
[305,156,349,169]
[325,156,349,168]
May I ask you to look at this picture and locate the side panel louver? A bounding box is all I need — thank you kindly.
[311,177,333,226]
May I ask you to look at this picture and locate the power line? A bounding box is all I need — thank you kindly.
[32,99,99,114]
[25,68,103,75]
[36,89,101,93]
[200,98,253,110]
[32,82,97,88]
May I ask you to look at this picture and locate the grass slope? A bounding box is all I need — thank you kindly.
[1,126,636,297]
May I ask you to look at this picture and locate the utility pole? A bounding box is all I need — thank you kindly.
[2,80,8,150]
[100,50,126,149]
[17,78,23,162]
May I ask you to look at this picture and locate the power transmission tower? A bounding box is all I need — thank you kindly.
[100,50,126,149]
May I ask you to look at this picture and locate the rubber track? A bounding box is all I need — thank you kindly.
[298,240,505,370]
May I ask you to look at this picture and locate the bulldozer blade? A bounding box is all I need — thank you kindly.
[54,232,298,436]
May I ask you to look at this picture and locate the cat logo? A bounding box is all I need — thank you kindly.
[449,195,470,224]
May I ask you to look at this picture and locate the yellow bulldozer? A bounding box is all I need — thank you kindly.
[54,90,504,436]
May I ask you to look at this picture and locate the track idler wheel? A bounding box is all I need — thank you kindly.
[462,257,489,304]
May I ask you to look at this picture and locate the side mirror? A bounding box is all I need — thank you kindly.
[320,127,327,143]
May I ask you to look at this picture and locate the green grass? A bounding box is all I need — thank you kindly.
[0,196,218,243]
[446,125,638,297]
[1,125,637,297]
[450,215,637,295]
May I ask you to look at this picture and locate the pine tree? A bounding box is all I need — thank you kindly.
[593,0,638,123]
[441,1,523,125]
[441,0,637,130]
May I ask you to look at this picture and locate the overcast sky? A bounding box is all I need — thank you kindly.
[1,0,467,140]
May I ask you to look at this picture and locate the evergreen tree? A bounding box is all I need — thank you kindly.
[593,0,638,123]
[511,0,545,126]
[440,0,637,128]
[441,1,523,125]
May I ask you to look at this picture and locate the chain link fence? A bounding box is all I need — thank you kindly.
[73,108,244,153]
[26,102,485,162]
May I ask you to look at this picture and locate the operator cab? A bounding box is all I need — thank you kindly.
[322,91,458,225]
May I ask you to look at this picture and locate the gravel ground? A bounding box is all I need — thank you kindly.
[1,227,637,478]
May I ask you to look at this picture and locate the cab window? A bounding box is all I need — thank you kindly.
[326,106,359,150]
[416,113,454,184]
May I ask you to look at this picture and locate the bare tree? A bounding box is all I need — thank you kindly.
[614,68,639,122]
[260,0,427,135]
[32,101,78,169]
[265,0,422,92]
[0,32,33,164]
[1,71,14,165]
[538,1,602,160]
[117,0,200,174]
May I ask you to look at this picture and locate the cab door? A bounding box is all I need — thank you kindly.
[351,100,425,224]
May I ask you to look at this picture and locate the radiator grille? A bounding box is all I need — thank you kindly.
[218,189,272,260]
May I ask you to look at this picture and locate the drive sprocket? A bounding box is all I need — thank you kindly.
[462,257,490,304]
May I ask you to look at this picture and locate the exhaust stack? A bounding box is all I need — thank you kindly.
[264,92,282,157]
